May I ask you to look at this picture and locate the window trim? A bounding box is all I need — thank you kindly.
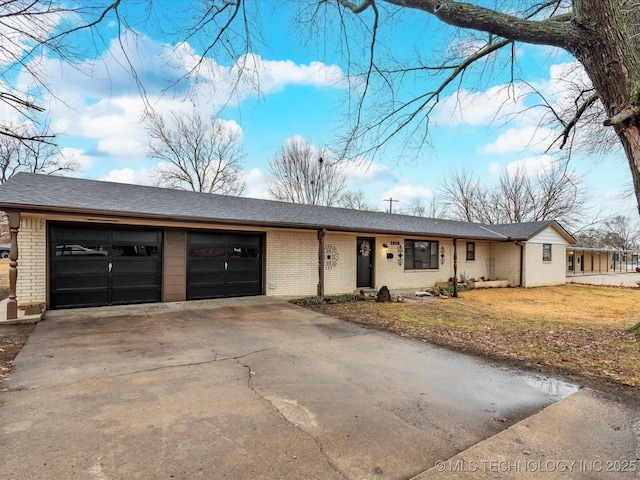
[542,243,552,262]
[466,242,476,261]
[404,239,439,270]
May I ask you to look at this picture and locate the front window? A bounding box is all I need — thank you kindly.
[466,242,475,261]
[543,243,552,262]
[405,240,439,270]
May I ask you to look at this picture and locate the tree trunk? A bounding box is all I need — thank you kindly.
[572,0,640,214]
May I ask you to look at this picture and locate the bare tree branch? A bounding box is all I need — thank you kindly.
[145,109,246,195]
[267,137,347,206]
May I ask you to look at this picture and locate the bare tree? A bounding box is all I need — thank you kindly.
[440,168,483,222]
[602,216,640,250]
[573,228,605,248]
[146,109,245,195]
[267,137,346,206]
[400,198,446,218]
[442,161,584,228]
[0,122,76,183]
[339,189,376,210]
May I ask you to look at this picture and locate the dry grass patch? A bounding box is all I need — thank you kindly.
[459,285,638,326]
[0,259,8,288]
[306,285,640,391]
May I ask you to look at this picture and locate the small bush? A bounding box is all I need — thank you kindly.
[439,284,467,296]
[290,296,325,305]
[630,322,640,339]
[291,293,364,305]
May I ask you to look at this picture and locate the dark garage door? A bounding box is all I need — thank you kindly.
[187,231,262,300]
[49,224,162,309]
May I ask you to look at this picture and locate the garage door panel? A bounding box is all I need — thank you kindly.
[111,287,161,305]
[51,227,110,243]
[52,259,109,275]
[188,232,226,245]
[187,258,226,271]
[53,290,110,309]
[111,274,162,288]
[110,258,161,274]
[111,229,162,243]
[227,265,261,282]
[187,285,227,300]
[226,282,261,297]
[53,275,109,290]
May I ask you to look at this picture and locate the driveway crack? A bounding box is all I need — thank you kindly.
[236,357,348,480]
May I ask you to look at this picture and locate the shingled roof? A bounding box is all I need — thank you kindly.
[0,173,575,242]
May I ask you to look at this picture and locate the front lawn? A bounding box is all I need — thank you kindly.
[300,285,640,391]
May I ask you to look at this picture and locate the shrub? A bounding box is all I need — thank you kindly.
[291,293,364,305]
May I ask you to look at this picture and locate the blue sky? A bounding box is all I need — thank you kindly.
[7,1,636,224]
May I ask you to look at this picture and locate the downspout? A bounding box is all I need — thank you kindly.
[515,241,524,287]
[452,238,458,298]
[317,228,326,297]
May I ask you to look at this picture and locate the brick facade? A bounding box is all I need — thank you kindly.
[17,215,47,306]
[265,229,318,297]
[13,216,570,309]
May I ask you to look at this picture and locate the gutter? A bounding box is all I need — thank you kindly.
[514,240,525,287]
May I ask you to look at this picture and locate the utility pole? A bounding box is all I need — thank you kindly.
[383,198,399,214]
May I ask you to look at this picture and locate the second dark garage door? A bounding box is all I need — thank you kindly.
[187,231,263,300]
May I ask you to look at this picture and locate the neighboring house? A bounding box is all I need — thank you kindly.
[0,173,575,317]
[567,246,640,274]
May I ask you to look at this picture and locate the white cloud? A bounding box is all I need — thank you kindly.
[18,30,344,163]
[433,84,529,126]
[340,158,393,186]
[480,126,557,155]
[58,147,96,173]
[489,155,556,177]
[242,168,268,199]
[100,167,154,185]
[381,177,433,205]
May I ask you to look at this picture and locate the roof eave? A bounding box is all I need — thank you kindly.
[2,203,508,241]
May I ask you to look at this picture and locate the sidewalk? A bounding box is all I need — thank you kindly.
[567,272,640,288]
[412,388,640,479]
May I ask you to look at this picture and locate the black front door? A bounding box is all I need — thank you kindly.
[186,231,263,300]
[357,237,374,288]
[49,224,162,309]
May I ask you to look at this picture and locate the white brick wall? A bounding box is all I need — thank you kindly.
[324,233,356,294]
[491,242,521,286]
[17,216,47,306]
[460,241,491,281]
[523,243,567,287]
[264,232,494,296]
[265,229,318,296]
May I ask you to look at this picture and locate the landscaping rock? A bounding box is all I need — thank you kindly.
[415,291,432,297]
[376,286,391,303]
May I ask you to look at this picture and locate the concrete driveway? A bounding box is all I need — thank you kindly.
[0,297,635,479]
